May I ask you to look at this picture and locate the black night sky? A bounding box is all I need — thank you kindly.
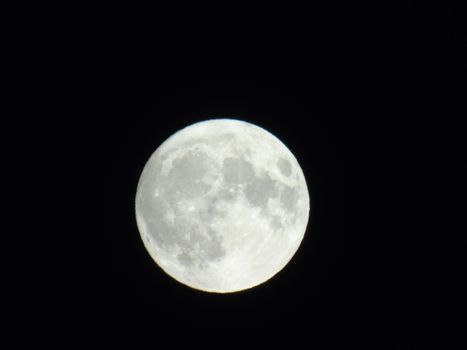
[6,5,467,347]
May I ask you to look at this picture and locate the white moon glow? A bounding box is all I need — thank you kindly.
[135,119,309,293]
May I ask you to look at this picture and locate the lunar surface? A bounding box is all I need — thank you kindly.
[135,119,309,293]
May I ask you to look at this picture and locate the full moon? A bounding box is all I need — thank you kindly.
[135,119,310,293]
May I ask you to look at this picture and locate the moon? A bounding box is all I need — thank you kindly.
[135,119,310,293]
